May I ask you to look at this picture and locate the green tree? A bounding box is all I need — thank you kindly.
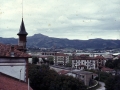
[65,57,72,67]
[32,56,39,64]
[105,59,120,75]
[105,76,114,90]
[114,75,120,90]
[113,59,120,75]
[47,56,54,65]
[29,64,58,90]
[85,69,112,83]
[105,75,120,90]
[99,72,112,82]
[105,60,114,69]
[28,64,87,90]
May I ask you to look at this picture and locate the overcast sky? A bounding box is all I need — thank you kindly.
[0,0,120,40]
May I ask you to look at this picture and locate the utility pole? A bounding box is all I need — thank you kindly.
[19,69,22,81]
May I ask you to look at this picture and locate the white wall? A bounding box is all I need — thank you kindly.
[0,58,26,81]
[66,72,76,78]
[28,58,32,64]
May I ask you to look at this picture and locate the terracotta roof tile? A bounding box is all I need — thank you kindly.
[80,54,89,58]
[0,72,33,90]
[0,43,31,58]
[101,67,114,71]
[58,70,69,75]
[56,53,68,56]
[72,55,106,60]
[72,56,96,60]
[95,55,105,59]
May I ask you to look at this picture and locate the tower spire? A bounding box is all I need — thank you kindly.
[17,0,28,52]
[22,0,23,18]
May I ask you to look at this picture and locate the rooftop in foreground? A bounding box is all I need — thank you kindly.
[0,72,33,90]
[0,43,31,57]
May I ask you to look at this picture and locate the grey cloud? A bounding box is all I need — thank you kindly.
[0,0,120,40]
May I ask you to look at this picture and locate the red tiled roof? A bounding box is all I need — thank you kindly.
[55,53,68,56]
[0,72,33,90]
[0,43,31,57]
[95,56,105,59]
[72,55,106,60]
[101,67,114,71]
[72,56,96,60]
[80,54,89,58]
[93,73,98,77]
[58,70,69,75]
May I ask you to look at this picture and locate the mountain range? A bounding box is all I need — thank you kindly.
[0,33,120,49]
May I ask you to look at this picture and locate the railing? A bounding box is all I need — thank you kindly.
[87,80,98,89]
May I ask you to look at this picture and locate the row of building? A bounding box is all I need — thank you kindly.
[31,51,120,70]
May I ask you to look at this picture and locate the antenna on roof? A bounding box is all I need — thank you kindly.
[22,0,23,18]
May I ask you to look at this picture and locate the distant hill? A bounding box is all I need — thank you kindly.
[27,34,120,49]
[0,34,120,49]
[0,37,17,45]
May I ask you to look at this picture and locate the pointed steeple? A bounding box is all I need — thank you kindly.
[17,18,28,35]
[17,18,28,52]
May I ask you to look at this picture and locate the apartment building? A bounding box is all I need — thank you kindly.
[72,55,106,70]
[54,53,69,65]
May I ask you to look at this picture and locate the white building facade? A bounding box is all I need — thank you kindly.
[72,55,106,70]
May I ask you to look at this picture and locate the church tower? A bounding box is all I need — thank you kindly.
[17,18,28,52]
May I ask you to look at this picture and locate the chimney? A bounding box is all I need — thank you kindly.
[11,45,15,57]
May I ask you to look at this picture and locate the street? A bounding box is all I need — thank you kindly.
[96,81,106,90]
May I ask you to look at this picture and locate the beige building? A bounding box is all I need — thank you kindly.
[54,53,69,65]
[67,70,94,86]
